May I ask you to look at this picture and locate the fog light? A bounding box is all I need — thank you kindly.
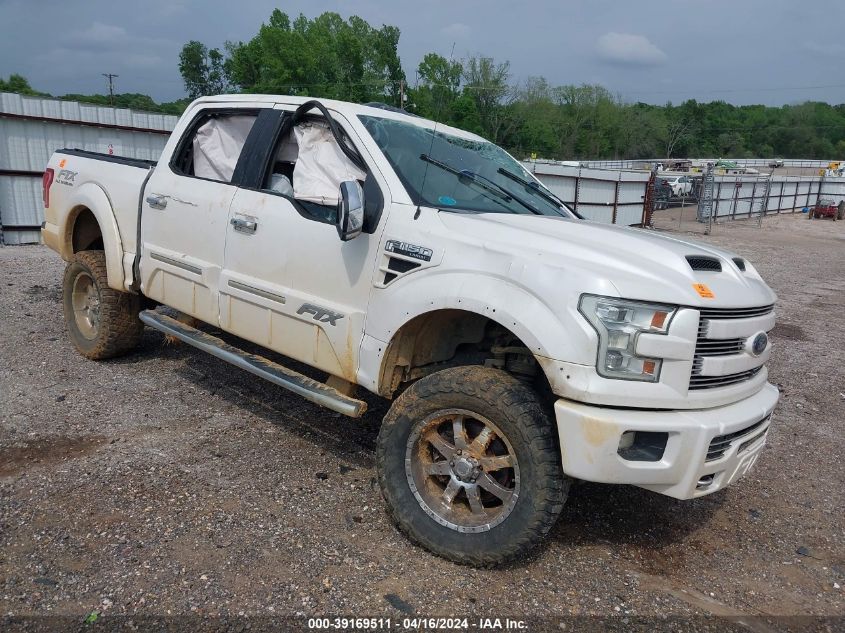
[617,431,668,462]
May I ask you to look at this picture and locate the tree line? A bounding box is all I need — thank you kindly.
[4,9,845,160]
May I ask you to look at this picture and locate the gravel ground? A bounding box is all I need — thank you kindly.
[0,213,843,631]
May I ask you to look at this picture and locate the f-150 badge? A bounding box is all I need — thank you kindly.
[385,240,433,262]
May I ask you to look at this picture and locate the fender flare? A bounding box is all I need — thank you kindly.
[363,271,591,393]
[61,182,126,291]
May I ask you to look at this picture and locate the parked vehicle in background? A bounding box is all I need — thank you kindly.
[768,158,784,168]
[662,175,693,197]
[809,198,844,220]
[40,94,780,565]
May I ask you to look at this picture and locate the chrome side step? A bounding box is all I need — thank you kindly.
[139,311,367,418]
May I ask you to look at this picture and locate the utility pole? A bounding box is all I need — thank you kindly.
[399,79,405,110]
[102,73,118,106]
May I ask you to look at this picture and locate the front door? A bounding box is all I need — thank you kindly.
[219,108,388,382]
[139,106,260,325]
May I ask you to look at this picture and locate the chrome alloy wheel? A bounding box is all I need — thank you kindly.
[405,409,520,533]
[71,271,101,340]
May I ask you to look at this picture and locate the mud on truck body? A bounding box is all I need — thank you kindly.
[41,95,779,565]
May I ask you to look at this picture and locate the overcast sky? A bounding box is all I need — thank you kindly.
[1,0,843,106]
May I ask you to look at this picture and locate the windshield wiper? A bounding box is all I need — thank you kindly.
[420,154,541,215]
[497,167,573,217]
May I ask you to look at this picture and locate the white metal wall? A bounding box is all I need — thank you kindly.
[0,92,176,244]
[522,160,650,225]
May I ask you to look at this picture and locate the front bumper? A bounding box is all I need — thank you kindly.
[553,382,779,499]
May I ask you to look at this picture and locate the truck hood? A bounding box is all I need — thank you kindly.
[436,212,777,308]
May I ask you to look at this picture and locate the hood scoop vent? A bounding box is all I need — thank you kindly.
[686,255,722,272]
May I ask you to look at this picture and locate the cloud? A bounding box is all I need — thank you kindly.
[595,32,667,66]
[34,20,173,82]
[802,40,845,56]
[441,22,471,39]
[62,22,128,52]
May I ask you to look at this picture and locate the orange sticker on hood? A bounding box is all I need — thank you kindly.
[693,283,715,299]
[58,159,66,168]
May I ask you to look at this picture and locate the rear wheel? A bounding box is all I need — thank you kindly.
[377,366,568,566]
[62,250,142,359]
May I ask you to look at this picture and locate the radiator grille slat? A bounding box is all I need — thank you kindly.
[698,305,774,320]
[706,416,770,461]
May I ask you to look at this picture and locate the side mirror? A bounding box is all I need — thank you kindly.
[337,180,365,241]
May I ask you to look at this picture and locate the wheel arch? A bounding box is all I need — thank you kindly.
[60,183,125,291]
[373,307,557,400]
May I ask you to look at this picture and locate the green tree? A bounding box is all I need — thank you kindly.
[462,56,512,143]
[0,73,49,96]
[179,40,228,99]
[413,53,462,121]
[223,9,405,104]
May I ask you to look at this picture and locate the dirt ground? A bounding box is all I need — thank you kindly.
[1,213,843,631]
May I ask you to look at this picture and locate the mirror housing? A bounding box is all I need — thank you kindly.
[337,180,365,241]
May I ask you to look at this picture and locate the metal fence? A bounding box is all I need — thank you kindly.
[0,92,176,244]
[696,175,844,220]
[581,158,838,170]
[522,160,651,225]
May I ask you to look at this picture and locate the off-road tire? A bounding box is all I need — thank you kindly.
[376,366,568,566]
[62,250,142,360]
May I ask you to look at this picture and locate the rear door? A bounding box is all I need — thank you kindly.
[219,106,389,382]
[139,105,262,325]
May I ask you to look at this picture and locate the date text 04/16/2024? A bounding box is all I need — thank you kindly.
[307,618,528,630]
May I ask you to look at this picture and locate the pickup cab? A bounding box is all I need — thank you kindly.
[41,95,779,565]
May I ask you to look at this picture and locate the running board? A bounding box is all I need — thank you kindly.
[139,311,367,418]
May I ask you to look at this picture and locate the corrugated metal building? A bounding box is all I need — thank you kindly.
[0,92,177,244]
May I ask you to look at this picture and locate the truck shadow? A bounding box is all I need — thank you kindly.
[553,481,723,549]
[125,331,721,554]
[129,329,387,469]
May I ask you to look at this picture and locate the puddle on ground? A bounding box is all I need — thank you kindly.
[0,435,105,477]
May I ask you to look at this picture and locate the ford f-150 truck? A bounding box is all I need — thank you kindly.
[41,95,779,565]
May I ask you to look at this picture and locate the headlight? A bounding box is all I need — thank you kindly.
[579,295,677,382]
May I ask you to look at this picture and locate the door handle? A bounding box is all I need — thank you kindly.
[146,194,167,209]
[231,217,257,234]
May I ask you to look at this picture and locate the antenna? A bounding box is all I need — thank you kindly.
[102,73,119,106]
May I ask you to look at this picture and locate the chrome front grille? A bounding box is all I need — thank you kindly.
[694,338,745,356]
[691,304,774,391]
[706,415,770,461]
[690,367,763,390]
[699,305,775,320]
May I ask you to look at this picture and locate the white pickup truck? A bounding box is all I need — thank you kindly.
[41,95,779,565]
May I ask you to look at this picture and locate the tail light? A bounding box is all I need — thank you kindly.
[42,168,54,208]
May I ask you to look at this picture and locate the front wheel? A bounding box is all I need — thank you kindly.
[377,366,568,566]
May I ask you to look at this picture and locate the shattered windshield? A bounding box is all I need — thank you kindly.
[359,115,571,217]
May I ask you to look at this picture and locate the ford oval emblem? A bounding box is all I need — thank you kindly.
[750,332,768,356]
